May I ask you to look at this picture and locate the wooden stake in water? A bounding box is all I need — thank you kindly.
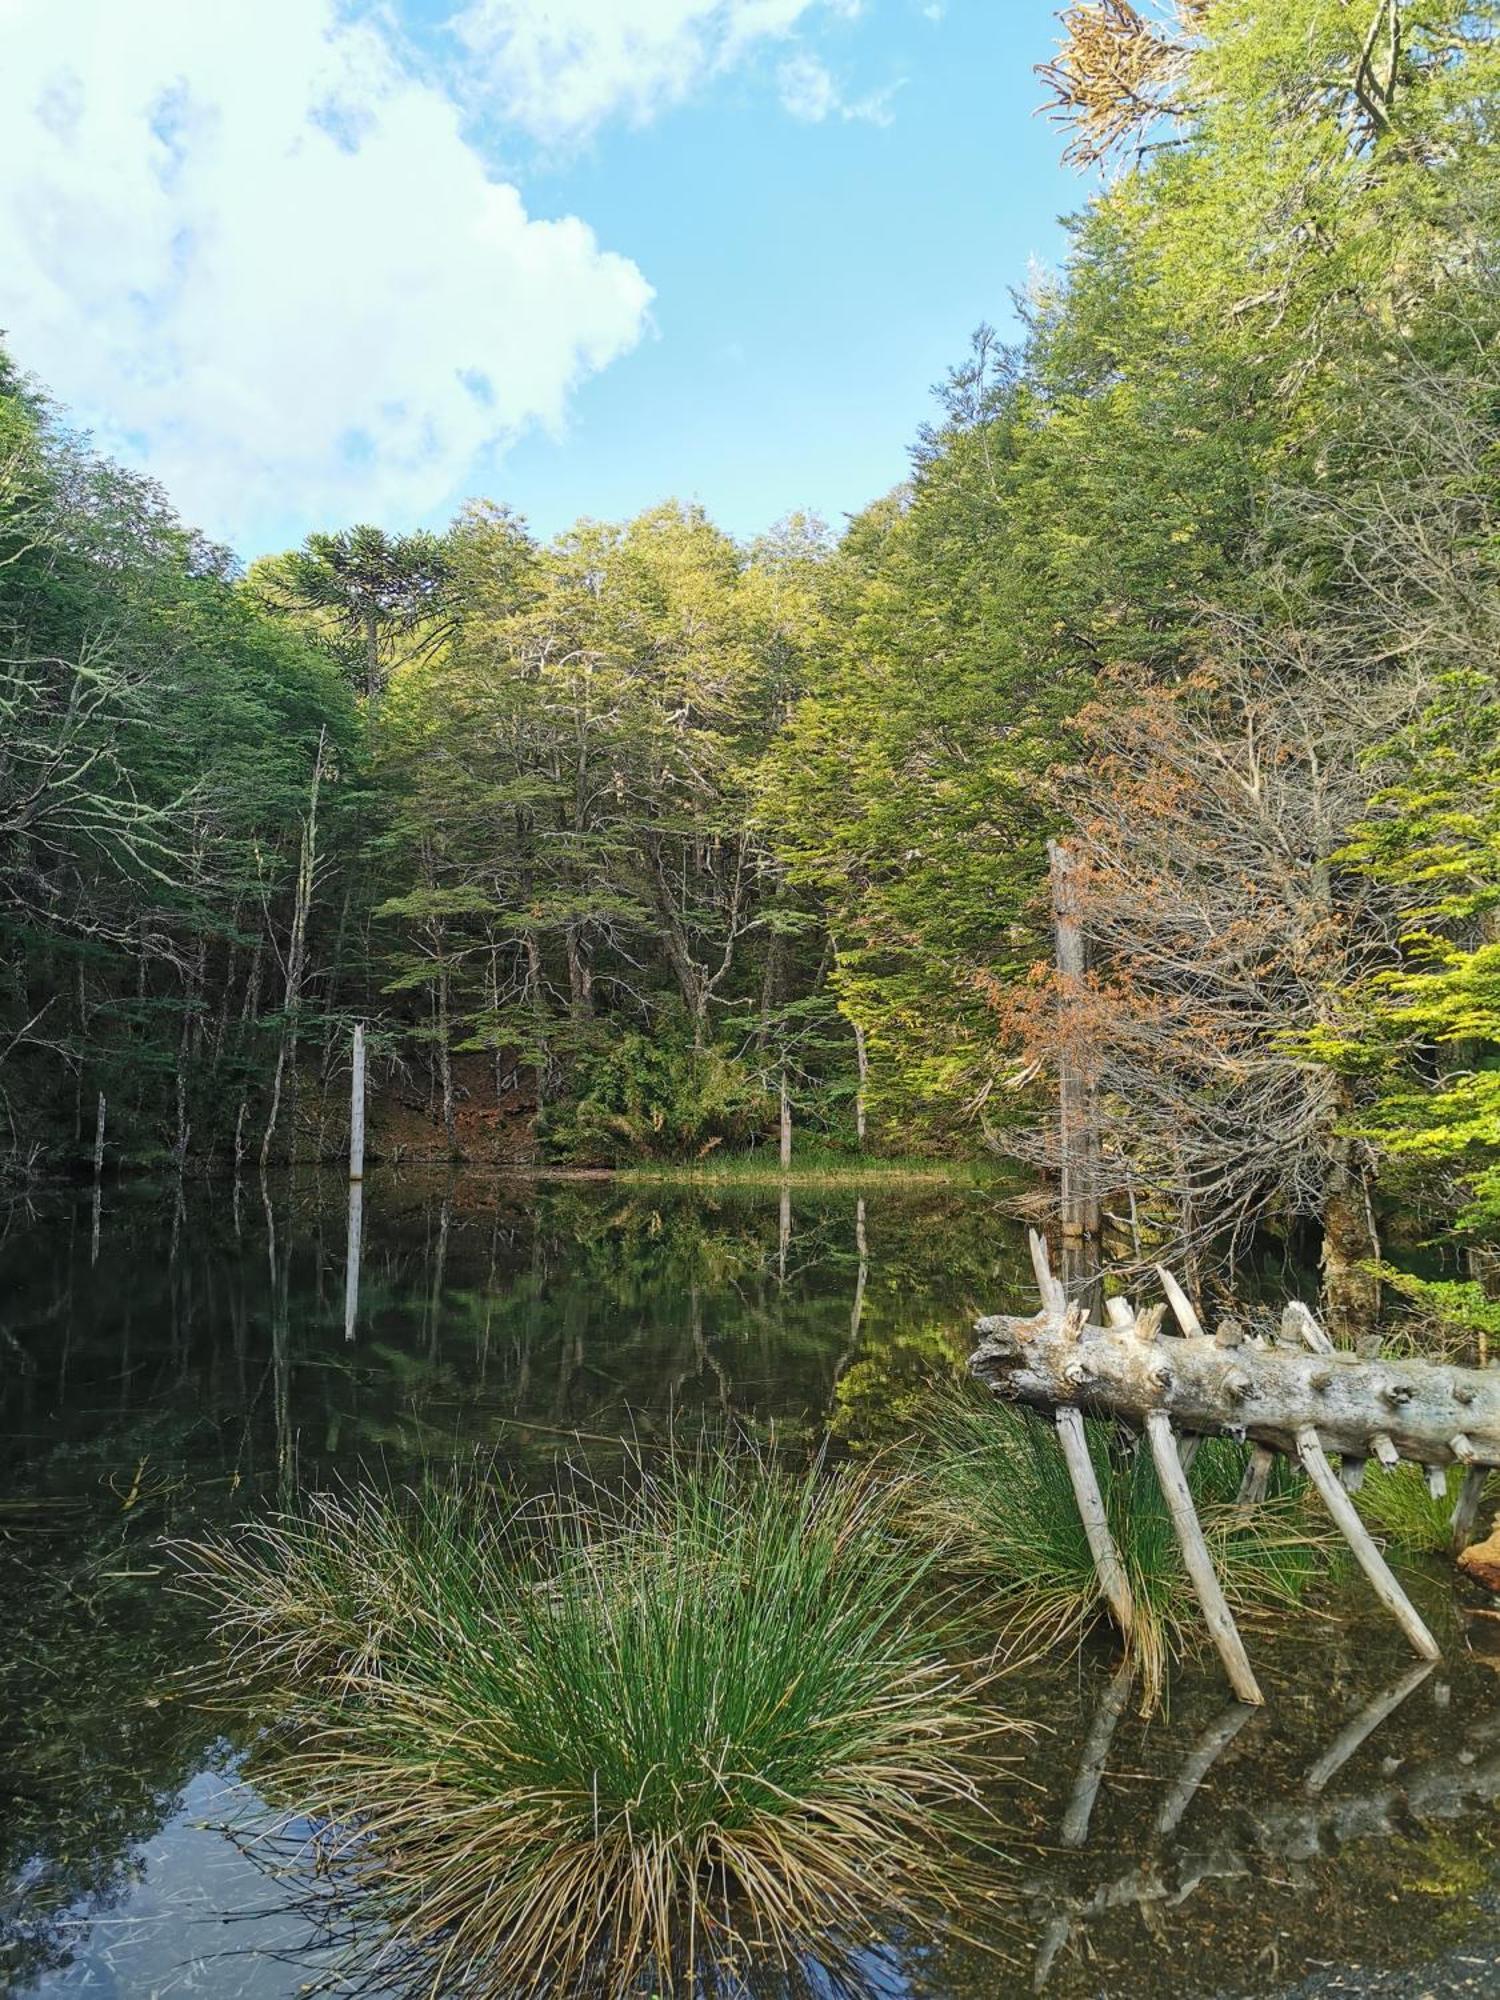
[349,1022,366,1183]
[344,1178,364,1344]
[1295,1424,1441,1661]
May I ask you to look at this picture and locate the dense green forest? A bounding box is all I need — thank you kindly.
[3,0,1498,1332]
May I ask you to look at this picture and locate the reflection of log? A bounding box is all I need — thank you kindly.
[1027,1695,1500,1990]
[1154,1700,1253,1836]
[1061,1659,1135,1847]
[1303,1662,1433,1795]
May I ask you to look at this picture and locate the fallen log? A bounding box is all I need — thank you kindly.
[972,1274,1500,1474]
[971,1232,1500,1689]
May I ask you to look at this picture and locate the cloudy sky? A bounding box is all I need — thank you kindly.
[0,0,1079,556]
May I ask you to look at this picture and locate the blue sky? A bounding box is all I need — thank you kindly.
[2,0,1087,555]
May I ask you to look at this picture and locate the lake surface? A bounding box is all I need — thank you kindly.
[3,1171,1499,1998]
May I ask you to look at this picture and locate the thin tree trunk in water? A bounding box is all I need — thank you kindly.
[91,1091,105,1268]
[779,1066,792,1171]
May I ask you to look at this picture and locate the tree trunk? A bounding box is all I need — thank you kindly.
[852,1017,869,1148]
[779,1066,792,1171]
[1321,1095,1380,1344]
[260,730,326,1168]
[1049,839,1101,1246]
[434,941,457,1156]
[565,923,594,1022]
[364,608,380,704]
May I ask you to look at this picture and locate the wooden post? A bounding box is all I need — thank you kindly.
[349,1022,366,1183]
[1295,1425,1441,1661]
[1145,1410,1264,1705]
[344,1178,363,1344]
[1048,839,1100,1249]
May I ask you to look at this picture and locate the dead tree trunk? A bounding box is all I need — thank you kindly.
[1049,839,1101,1257]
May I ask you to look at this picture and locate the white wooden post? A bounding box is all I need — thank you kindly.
[349,1023,366,1182]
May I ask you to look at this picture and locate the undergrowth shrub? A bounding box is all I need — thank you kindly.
[541,1030,775,1164]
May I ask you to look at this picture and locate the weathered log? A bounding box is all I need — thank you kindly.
[971,1304,1500,1470]
[969,1246,1500,1685]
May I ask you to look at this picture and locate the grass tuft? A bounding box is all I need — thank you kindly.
[178,1450,1008,1996]
[1356,1460,1485,1555]
[912,1391,1329,1710]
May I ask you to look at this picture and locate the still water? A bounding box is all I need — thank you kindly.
[2,1172,1499,1998]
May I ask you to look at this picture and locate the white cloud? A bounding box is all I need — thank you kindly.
[777,51,900,125]
[0,0,653,548]
[454,0,857,142]
[777,51,838,121]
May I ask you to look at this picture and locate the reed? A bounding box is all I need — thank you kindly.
[180,1450,1006,1996]
[1357,1459,1485,1555]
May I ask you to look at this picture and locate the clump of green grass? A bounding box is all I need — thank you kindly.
[1357,1460,1485,1555]
[179,1452,1007,1997]
[913,1392,1329,1710]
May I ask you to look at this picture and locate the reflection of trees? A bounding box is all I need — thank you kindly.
[0,1473,229,1985]
[0,1170,1025,1990]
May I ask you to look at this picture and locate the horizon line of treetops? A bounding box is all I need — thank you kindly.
[4,0,1500,1346]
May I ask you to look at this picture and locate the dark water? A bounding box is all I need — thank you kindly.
[2,1172,1499,1998]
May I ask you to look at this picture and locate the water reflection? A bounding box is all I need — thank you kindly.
[2,1173,1499,1997]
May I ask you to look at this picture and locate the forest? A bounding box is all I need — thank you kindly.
[3,0,1499,1342]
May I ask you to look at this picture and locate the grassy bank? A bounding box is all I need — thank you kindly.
[614,1146,1013,1188]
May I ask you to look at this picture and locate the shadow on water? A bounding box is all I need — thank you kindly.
[2,1169,1500,1996]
